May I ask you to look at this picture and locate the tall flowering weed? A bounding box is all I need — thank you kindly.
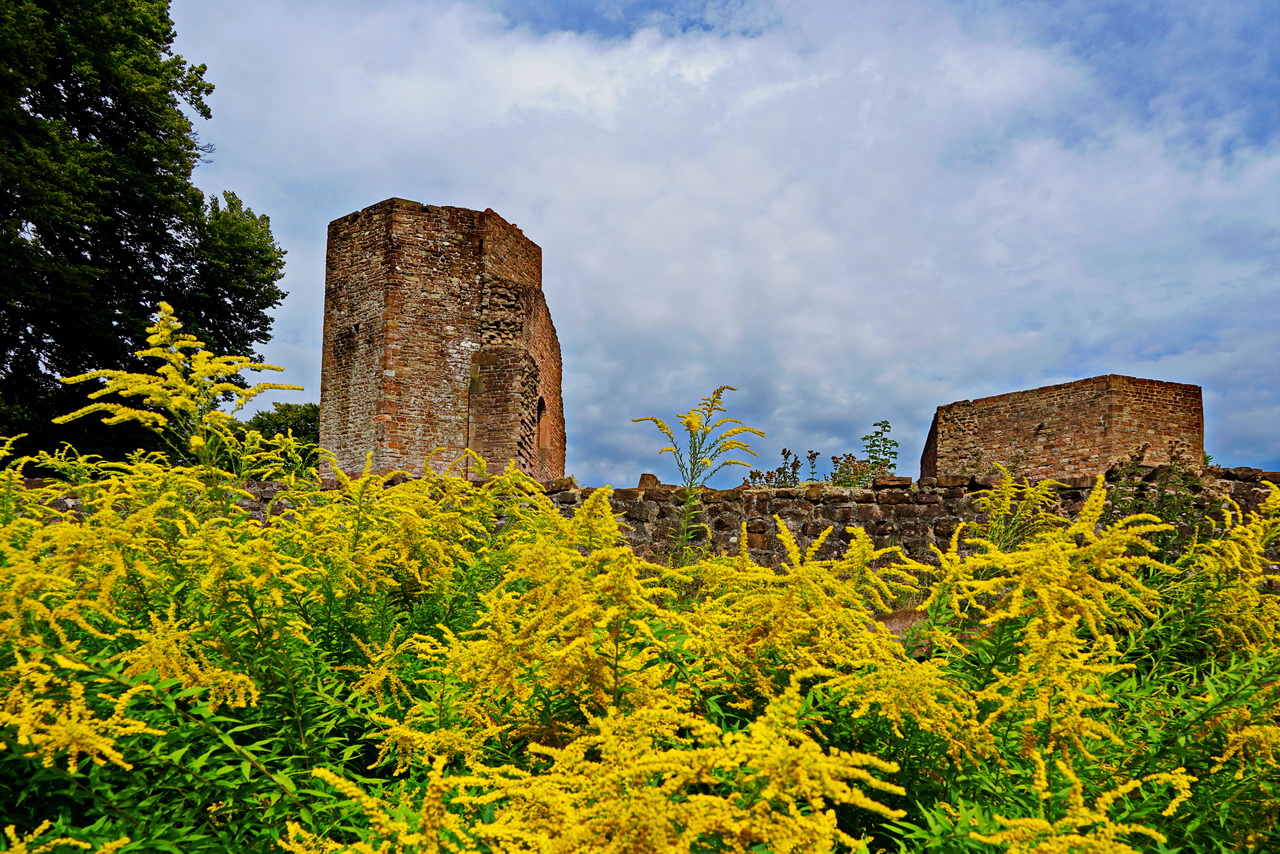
[3,431,1279,851]
[288,692,905,854]
[3,309,1280,850]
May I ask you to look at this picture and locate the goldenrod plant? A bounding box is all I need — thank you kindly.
[54,302,305,482]
[633,385,765,564]
[632,386,765,490]
[1,310,1280,851]
[1103,440,1229,562]
[968,463,1066,552]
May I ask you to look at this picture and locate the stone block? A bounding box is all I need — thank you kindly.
[856,504,885,523]
[743,492,772,516]
[813,487,860,504]
[934,518,960,538]
[774,499,815,516]
[626,501,659,523]
[896,519,928,537]
[823,507,855,523]
[802,520,834,537]
[644,485,679,501]
[542,476,577,494]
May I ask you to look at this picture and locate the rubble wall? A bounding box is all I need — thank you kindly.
[542,469,1277,565]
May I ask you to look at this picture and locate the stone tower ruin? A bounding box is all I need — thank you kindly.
[920,374,1203,481]
[319,198,565,480]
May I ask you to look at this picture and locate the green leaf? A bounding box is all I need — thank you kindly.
[272,772,298,793]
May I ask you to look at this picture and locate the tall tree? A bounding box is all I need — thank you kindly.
[0,0,285,456]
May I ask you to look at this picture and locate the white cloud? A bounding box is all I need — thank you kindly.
[171,0,1280,484]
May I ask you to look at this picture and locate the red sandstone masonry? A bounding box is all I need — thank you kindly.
[132,468,1280,571]
[320,199,565,480]
[539,469,1278,566]
[920,375,1203,481]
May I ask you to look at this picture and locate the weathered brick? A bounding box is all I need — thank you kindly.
[920,375,1203,481]
[320,198,564,481]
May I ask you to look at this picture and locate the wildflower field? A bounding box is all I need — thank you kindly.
[2,308,1280,852]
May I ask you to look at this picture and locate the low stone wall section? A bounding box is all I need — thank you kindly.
[91,465,1272,568]
[544,468,1279,565]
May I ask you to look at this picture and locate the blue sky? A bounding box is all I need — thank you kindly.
[169,0,1279,485]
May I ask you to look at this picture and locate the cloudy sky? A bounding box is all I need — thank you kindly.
[169,0,1279,486]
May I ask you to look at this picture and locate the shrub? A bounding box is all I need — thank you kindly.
[747,421,899,488]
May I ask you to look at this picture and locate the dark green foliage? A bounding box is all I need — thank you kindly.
[239,403,320,471]
[0,0,285,458]
[241,402,320,447]
[859,420,899,478]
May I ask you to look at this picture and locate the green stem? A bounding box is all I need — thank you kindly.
[242,593,316,761]
[65,772,142,825]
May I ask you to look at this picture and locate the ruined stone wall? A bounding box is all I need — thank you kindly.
[118,466,1280,574]
[466,210,564,482]
[921,375,1204,481]
[320,199,565,480]
[467,347,537,476]
[227,463,1269,571]
[521,290,565,481]
[318,203,395,473]
[541,468,1278,566]
[478,209,541,286]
